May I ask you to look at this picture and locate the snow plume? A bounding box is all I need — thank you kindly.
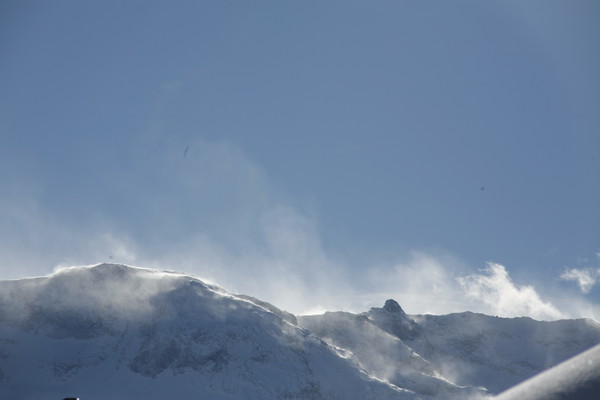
[0,134,595,321]
[560,254,600,294]
[367,254,567,321]
[0,182,586,320]
[0,134,355,315]
[0,193,137,279]
[365,252,472,315]
[458,263,565,320]
[0,264,187,330]
[560,268,600,293]
[139,205,349,316]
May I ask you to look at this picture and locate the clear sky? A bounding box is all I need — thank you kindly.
[1,1,599,318]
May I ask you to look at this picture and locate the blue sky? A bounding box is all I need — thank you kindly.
[1,1,599,317]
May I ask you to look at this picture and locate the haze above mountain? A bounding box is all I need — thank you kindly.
[1,264,599,400]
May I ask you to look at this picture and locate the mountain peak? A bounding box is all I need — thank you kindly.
[0,264,417,400]
[383,299,405,314]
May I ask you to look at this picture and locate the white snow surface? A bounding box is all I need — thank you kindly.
[300,299,600,395]
[0,264,416,400]
[0,264,599,399]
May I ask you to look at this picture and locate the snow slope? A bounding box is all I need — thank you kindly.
[1,264,599,399]
[404,310,600,393]
[0,264,415,400]
[300,299,600,395]
[298,310,486,399]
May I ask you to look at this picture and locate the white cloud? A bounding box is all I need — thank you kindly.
[560,268,600,294]
[136,204,348,315]
[0,134,347,315]
[0,194,137,279]
[457,263,565,320]
[0,187,576,320]
[365,251,473,315]
[365,255,566,320]
[1,134,597,322]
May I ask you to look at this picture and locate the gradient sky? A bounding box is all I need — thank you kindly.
[1,1,599,317]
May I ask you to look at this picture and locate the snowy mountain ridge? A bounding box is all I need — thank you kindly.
[1,263,599,399]
[301,299,600,395]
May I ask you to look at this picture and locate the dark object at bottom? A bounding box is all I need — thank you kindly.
[495,343,600,400]
[63,398,79,400]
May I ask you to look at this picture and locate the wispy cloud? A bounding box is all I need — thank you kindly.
[136,204,349,315]
[458,263,565,320]
[0,135,346,314]
[365,254,568,321]
[0,134,597,321]
[365,251,472,315]
[558,253,600,294]
[560,264,600,294]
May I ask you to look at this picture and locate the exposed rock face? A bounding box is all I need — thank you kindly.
[367,299,424,341]
[383,299,405,314]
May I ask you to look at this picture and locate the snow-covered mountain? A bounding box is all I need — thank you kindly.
[0,264,466,400]
[0,264,599,399]
[299,300,600,395]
